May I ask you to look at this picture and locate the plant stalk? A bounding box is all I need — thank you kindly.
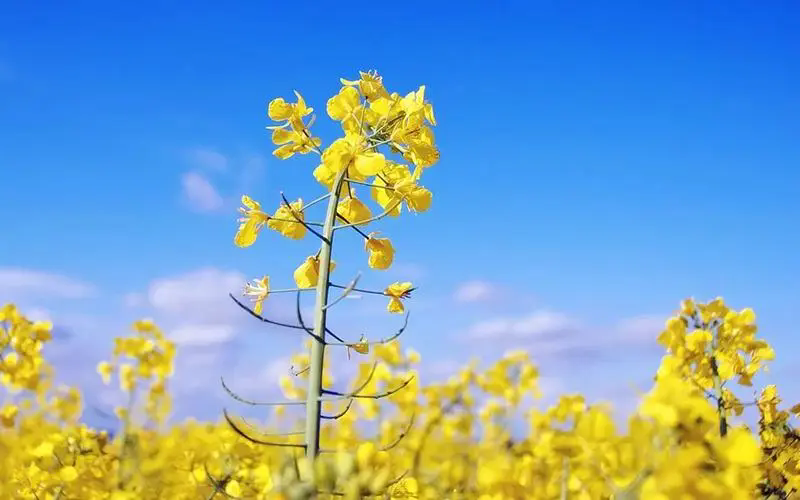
[305,167,348,458]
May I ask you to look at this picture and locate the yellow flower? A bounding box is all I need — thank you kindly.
[340,70,390,102]
[267,91,321,159]
[0,404,18,428]
[119,364,136,392]
[327,86,367,133]
[96,361,114,385]
[243,276,270,315]
[313,132,387,189]
[267,198,306,239]
[365,232,395,270]
[384,282,413,314]
[235,195,271,248]
[346,334,369,359]
[336,195,372,225]
[371,162,432,216]
[224,479,242,497]
[59,465,79,482]
[294,255,337,288]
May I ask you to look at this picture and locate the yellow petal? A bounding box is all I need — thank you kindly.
[60,466,79,482]
[234,219,260,248]
[268,98,293,121]
[353,152,386,177]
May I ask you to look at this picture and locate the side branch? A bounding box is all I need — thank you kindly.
[322,375,414,399]
[295,291,347,343]
[223,409,305,449]
[280,191,329,244]
[326,311,410,348]
[230,293,327,344]
[332,197,405,231]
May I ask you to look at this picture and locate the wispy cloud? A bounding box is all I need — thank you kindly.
[169,324,236,346]
[185,147,229,172]
[467,310,579,340]
[614,315,665,345]
[454,280,503,303]
[179,149,267,214]
[147,267,245,323]
[180,171,224,213]
[0,268,96,299]
[461,307,668,361]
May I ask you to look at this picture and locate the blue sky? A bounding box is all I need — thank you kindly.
[1,0,799,428]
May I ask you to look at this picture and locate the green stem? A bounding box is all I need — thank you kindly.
[710,354,728,437]
[304,167,349,458]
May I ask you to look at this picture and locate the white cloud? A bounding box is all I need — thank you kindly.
[181,171,224,213]
[0,268,95,299]
[186,148,228,171]
[122,292,144,308]
[614,315,665,344]
[454,280,501,303]
[22,307,52,322]
[170,324,235,346]
[147,268,245,324]
[468,310,579,340]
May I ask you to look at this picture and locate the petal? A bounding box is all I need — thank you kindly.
[268,98,293,121]
[273,144,295,159]
[271,127,293,145]
[234,219,260,248]
[353,152,386,177]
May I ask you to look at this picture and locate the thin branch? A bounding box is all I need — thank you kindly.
[323,273,361,311]
[291,365,310,376]
[221,376,304,406]
[223,409,306,449]
[343,178,396,191]
[334,212,370,239]
[321,399,353,420]
[280,191,329,243]
[237,415,304,436]
[333,197,405,231]
[294,291,347,343]
[330,283,418,298]
[230,293,326,344]
[268,217,323,227]
[322,375,414,399]
[220,363,379,407]
[301,192,332,211]
[380,412,416,452]
[326,311,409,348]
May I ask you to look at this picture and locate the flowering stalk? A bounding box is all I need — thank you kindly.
[304,166,349,458]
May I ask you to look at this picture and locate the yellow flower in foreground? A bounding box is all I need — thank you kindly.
[243,276,270,315]
[384,282,413,314]
[267,91,312,123]
[340,70,390,102]
[294,255,337,288]
[313,133,387,189]
[235,195,271,248]
[336,195,372,225]
[268,198,306,239]
[365,232,395,270]
[267,91,321,159]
